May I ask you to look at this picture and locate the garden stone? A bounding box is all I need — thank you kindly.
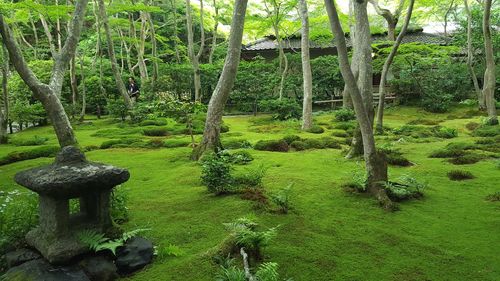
[115,237,154,275]
[79,255,118,281]
[3,259,90,281]
[4,248,41,268]
[13,146,130,264]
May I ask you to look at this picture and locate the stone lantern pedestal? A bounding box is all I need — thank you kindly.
[14,146,130,264]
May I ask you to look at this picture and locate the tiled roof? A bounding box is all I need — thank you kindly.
[243,32,451,51]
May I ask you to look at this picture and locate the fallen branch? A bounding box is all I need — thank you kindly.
[240,247,256,281]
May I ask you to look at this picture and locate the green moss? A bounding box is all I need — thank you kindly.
[254,140,289,152]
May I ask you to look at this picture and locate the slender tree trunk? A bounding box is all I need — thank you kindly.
[192,0,248,160]
[208,0,219,64]
[273,24,288,100]
[29,15,39,59]
[325,0,391,208]
[387,20,397,41]
[147,10,159,89]
[463,0,483,109]
[299,0,313,130]
[186,0,205,101]
[171,0,181,63]
[70,54,79,116]
[375,0,415,133]
[0,44,8,143]
[79,54,86,121]
[137,11,149,81]
[97,0,132,108]
[482,0,498,124]
[0,0,89,147]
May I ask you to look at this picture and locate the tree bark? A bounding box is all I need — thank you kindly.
[186,0,205,101]
[0,43,8,144]
[375,0,415,133]
[369,0,405,41]
[208,0,219,64]
[0,0,89,147]
[192,0,248,160]
[482,0,498,124]
[171,0,181,63]
[463,0,483,109]
[325,0,391,208]
[97,0,132,108]
[147,10,159,89]
[299,0,313,130]
[79,53,86,122]
[137,11,149,81]
[70,54,79,117]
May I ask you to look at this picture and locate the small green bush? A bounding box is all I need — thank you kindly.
[143,127,169,136]
[384,174,427,201]
[259,98,301,120]
[233,166,266,188]
[254,140,289,152]
[429,147,466,158]
[290,140,306,151]
[407,119,440,126]
[230,151,254,165]
[83,145,99,152]
[378,145,412,166]
[0,146,60,166]
[472,125,500,137]
[320,137,342,149]
[201,153,234,195]
[100,138,144,149]
[448,154,483,165]
[333,122,356,131]
[146,139,165,148]
[220,123,230,133]
[139,119,168,126]
[282,135,301,145]
[270,184,292,214]
[107,99,129,121]
[110,189,129,224]
[10,135,48,146]
[303,138,325,149]
[447,170,475,181]
[222,138,252,149]
[334,108,356,122]
[433,126,458,139]
[307,125,325,134]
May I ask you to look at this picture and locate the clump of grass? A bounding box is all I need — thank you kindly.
[233,166,267,188]
[378,145,412,167]
[448,154,484,165]
[341,170,366,193]
[447,170,475,181]
[91,128,142,138]
[333,122,356,131]
[485,192,500,202]
[303,138,325,149]
[465,122,480,131]
[269,184,293,214]
[222,138,252,149]
[10,135,49,146]
[334,108,356,122]
[433,126,458,139]
[230,151,254,165]
[429,142,474,158]
[306,125,325,134]
[0,146,60,166]
[254,140,289,152]
[146,139,165,148]
[143,127,169,136]
[472,125,500,137]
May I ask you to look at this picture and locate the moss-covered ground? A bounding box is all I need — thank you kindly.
[1,106,499,280]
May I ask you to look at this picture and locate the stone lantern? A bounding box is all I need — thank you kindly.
[14,146,130,264]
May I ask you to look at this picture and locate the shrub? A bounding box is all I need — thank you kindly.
[10,135,48,146]
[0,190,38,253]
[222,138,252,149]
[143,127,169,136]
[341,170,366,192]
[429,146,466,158]
[233,166,266,188]
[407,119,440,126]
[421,91,452,113]
[282,135,301,145]
[139,119,168,126]
[201,153,234,195]
[290,140,306,151]
[220,123,230,133]
[331,130,349,138]
[320,137,342,149]
[100,138,144,149]
[307,125,325,134]
[433,126,458,139]
[334,108,356,122]
[378,145,412,166]
[83,145,99,152]
[164,139,191,148]
[486,192,500,202]
[333,122,356,131]
[230,151,254,165]
[465,122,480,131]
[472,125,500,137]
[270,184,292,214]
[110,189,129,224]
[0,146,60,166]
[254,140,289,152]
[223,218,277,260]
[303,138,325,149]
[107,99,129,121]
[447,170,475,181]
[259,98,301,120]
[448,154,483,165]
[146,139,165,148]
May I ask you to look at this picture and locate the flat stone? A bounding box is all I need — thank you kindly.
[3,259,90,281]
[115,237,154,275]
[14,146,130,199]
[79,255,118,281]
[4,248,41,268]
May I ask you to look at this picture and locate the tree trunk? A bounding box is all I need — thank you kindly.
[192,0,248,160]
[79,54,86,122]
[0,0,89,147]
[70,54,79,117]
[29,15,39,60]
[387,20,396,41]
[97,0,132,108]
[273,24,287,100]
[0,43,8,144]
[137,11,149,81]
[299,0,313,130]
[186,0,205,101]
[171,0,181,63]
[208,0,219,64]
[375,0,415,133]
[147,10,159,89]
[482,0,498,124]
[463,0,483,110]
[325,0,391,208]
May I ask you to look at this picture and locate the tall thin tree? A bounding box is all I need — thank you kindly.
[481,0,498,124]
[463,0,483,109]
[299,0,313,130]
[186,0,205,101]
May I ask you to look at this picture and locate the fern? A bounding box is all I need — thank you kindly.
[255,262,279,281]
[122,228,149,242]
[95,240,124,255]
[215,266,246,281]
[77,230,108,252]
[77,228,149,256]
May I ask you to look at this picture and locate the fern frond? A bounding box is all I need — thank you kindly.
[122,228,150,242]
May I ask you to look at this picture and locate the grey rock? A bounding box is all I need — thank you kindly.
[115,237,154,275]
[2,259,90,281]
[4,248,41,268]
[79,255,118,281]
